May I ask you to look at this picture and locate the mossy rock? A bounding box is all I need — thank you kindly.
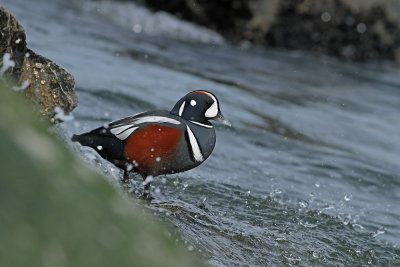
[0,84,202,267]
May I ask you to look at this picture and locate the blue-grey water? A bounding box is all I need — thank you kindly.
[3,0,400,265]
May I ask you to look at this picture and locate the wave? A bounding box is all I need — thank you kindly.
[76,0,224,44]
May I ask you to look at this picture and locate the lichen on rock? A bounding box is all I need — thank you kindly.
[21,49,77,120]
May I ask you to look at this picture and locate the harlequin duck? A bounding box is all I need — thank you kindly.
[72,90,229,200]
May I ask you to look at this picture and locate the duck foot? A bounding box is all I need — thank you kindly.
[140,193,154,201]
[141,183,153,201]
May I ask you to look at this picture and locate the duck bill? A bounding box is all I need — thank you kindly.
[214,112,231,127]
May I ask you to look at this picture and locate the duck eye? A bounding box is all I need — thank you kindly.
[190,100,197,106]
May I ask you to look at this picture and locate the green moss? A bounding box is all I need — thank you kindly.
[0,85,202,267]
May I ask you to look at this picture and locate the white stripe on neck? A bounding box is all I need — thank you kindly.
[186,125,204,162]
[190,120,213,128]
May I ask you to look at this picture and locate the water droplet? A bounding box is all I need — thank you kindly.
[356,23,367,33]
[187,245,194,251]
[96,145,103,151]
[133,24,143,33]
[312,251,319,258]
[298,200,308,208]
[270,188,282,197]
[321,12,331,22]
[126,164,133,172]
[150,148,155,152]
[344,195,351,201]
[155,188,161,194]
[315,182,320,188]
[156,157,161,162]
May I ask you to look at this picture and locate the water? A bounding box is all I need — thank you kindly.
[3,0,400,265]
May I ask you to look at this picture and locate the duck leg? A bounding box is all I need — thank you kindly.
[122,170,130,183]
[142,176,154,200]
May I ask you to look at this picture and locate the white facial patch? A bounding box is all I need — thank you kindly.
[190,100,197,106]
[179,101,186,116]
[205,100,218,118]
[197,91,219,118]
[186,125,204,162]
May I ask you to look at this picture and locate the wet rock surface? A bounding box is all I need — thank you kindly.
[0,6,77,120]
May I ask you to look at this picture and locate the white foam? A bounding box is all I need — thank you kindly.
[0,53,16,76]
[54,106,74,121]
[81,1,224,44]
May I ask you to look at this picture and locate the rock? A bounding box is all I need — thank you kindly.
[264,0,400,61]
[142,0,254,40]
[140,0,400,61]
[21,49,78,120]
[0,6,26,79]
[0,6,77,121]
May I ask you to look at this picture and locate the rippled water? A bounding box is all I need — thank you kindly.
[4,0,400,265]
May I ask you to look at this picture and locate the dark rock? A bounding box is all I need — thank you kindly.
[140,0,400,61]
[265,0,400,61]
[0,6,77,121]
[142,0,254,40]
[0,6,27,80]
